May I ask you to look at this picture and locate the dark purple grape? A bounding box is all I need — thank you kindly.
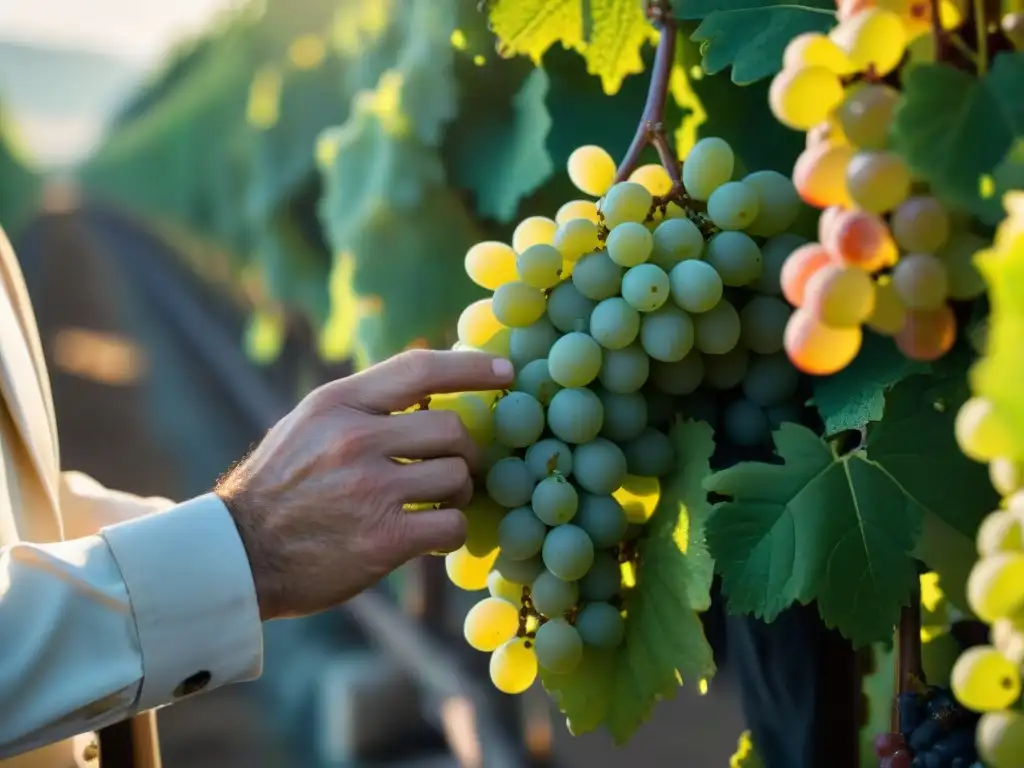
[874,732,907,757]
[889,749,913,768]
[898,692,924,735]
[909,718,944,752]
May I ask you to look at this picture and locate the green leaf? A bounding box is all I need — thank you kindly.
[488,0,656,94]
[705,423,921,647]
[690,5,835,84]
[542,420,717,742]
[811,333,931,436]
[674,0,832,18]
[892,53,1024,222]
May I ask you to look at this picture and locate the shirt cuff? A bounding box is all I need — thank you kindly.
[101,493,263,711]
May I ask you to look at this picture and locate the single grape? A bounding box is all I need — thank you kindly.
[580,550,623,601]
[598,344,651,393]
[891,196,950,253]
[590,297,641,350]
[514,358,562,406]
[547,387,605,444]
[743,170,802,237]
[723,398,772,447]
[462,494,506,556]
[825,209,898,272]
[531,571,579,618]
[525,438,574,480]
[977,510,1024,557]
[780,242,832,307]
[598,390,648,443]
[600,182,653,228]
[575,602,625,650]
[532,475,579,526]
[743,352,801,407]
[894,304,956,362]
[547,280,597,333]
[756,234,808,295]
[510,318,559,368]
[804,263,876,327]
[488,570,523,605]
[429,391,494,446]
[547,331,603,388]
[490,637,537,694]
[740,296,791,355]
[574,494,629,549]
[891,252,949,311]
[938,231,988,300]
[834,83,900,151]
[991,459,1024,498]
[621,263,671,312]
[707,181,761,231]
[956,397,1015,463]
[967,553,1024,622]
[573,438,629,494]
[831,7,907,76]
[951,645,1022,711]
[517,243,563,289]
[629,163,673,195]
[977,710,1024,768]
[446,545,498,591]
[703,346,749,390]
[494,391,546,449]
[650,217,705,268]
[492,282,547,327]
[573,251,623,301]
[694,299,741,354]
[784,308,863,374]
[567,145,616,197]
[705,231,763,287]
[486,456,536,508]
[817,205,845,242]
[556,199,600,225]
[769,65,845,131]
[512,216,557,253]
[465,241,518,290]
[493,552,545,585]
[650,352,705,395]
[793,141,854,208]
[542,525,595,582]
[621,427,675,477]
[682,137,735,201]
[640,305,696,363]
[533,618,583,674]
[457,299,505,350]
[607,221,654,267]
[669,259,724,313]
[553,218,601,262]
[498,506,548,560]
[784,31,855,72]
[464,597,520,652]
[846,151,911,214]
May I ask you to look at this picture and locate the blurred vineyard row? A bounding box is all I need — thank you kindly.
[81,0,809,370]
[0,102,39,237]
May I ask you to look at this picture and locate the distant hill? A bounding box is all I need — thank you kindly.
[0,39,142,168]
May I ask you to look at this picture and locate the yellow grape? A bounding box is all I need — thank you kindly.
[457,299,506,349]
[977,510,1024,557]
[768,65,845,131]
[803,263,877,327]
[492,282,547,327]
[837,0,873,22]
[553,218,601,262]
[429,391,495,446]
[445,546,499,591]
[465,241,519,290]
[978,710,1024,768]
[846,150,912,213]
[951,645,1022,712]
[600,181,653,228]
[780,242,833,307]
[784,307,863,375]
[991,459,1024,497]
[894,304,956,361]
[876,0,933,37]
[490,637,538,694]
[487,570,523,605]
[866,277,908,335]
[831,8,908,76]
[967,553,1024,622]
[567,145,617,197]
[825,209,898,272]
[806,116,850,149]
[992,616,1024,665]
[517,243,564,289]
[891,252,948,310]
[556,199,600,225]
[463,597,521,652]
[793,142,854,208]
[629,164,673,196]
[512,216,558,253]
[783,32,856,74]
[955,396,1016,463]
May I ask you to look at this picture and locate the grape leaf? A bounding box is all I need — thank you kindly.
[673,0,833,17]
[488,0,656,94]
[541,420,717,742]
[892,53,1024,223]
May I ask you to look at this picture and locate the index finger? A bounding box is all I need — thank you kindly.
[342,349,515,413]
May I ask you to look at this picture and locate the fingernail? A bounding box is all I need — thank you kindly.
[492,358,514,379]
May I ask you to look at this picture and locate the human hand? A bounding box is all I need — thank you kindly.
[216,349,515,621]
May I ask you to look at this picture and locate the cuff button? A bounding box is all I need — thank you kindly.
[173,670,211,699]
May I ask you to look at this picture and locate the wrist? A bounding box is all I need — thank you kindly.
[216,481,283,622]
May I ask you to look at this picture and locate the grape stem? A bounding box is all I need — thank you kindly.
[928,0,952,63]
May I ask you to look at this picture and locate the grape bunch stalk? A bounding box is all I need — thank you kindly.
[768,1,991,374]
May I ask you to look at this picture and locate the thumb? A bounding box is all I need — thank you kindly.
[393,507,468,561]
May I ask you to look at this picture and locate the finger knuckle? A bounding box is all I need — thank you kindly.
[396,348,439,383]
[434,410,469,446]
[448,457,471,488]
[334,419,376,462]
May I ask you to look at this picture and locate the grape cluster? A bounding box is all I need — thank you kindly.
[873,686,981,768]
[437,137,812,694]
[767,10,985,375]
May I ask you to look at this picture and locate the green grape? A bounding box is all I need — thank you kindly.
[512,216,557,253]
[977,710,1024,768]
[740,296,791,355]
[590,297,641,350]
[834,83,900,151]
[766,400,803,429]
[547,281,596,333]
[572,251,623,301]
[517,243,564,289]
[755,234,808,294]
[542,524,595,582]
[514,358,561,406]
[669,259,724,314]
[486,456,535,508]
[533,618,583,674]
[580,550,623,601]
[446,545,497,591]
[682,137,735,201]
[640,305,695,363]
[951,645,1022,711]
[846,151,911,214]
[464,596,520,652]
[694,299,741,355]
[967,553,1024,622]
[938,231,987,300]
[463,494,506,556]
[743,170,801,237]
[606,221,654,267]
[742,352,801,408]
[977,510,1024,557]
[575,602,625,650]
[492,281,547,327]
[705,232,763,287]
[574,494,629,549]
[490,637,537,694]
[493,552,545,585]
[650,217,705,268]
[525,438,574,480]
[703,346,749,390]
[707,181,761,231]
[498,506,548,560]
[600,181,653,228]
[621,263,670,312]
[572,438,628,494]
[531,571,579,617]
[510,318,559,368]
[956,396,1015,463]
[532,474,579,526]
[598,390,648,443]
[553,218,601,262]
[547,331,603,388]
[598,344,651,393]
[488,570,524,605]
[890,195,951,253]
[891,252,949,311]
[567,145,616,197]
[650,352,705,395]
[723,399,771,447]
[547,387,604,444]
[494,392,545,448]
[621,427,675,477]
